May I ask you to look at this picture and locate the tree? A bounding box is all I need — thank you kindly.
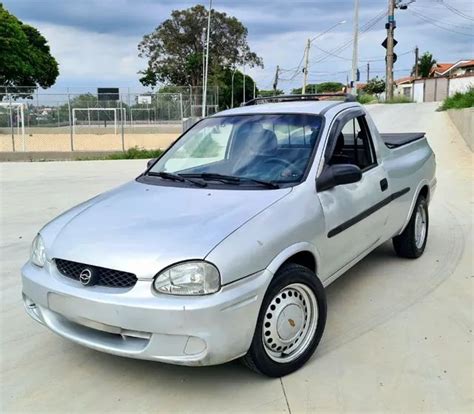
[291,82,344,94]
[258,89,284,97]
[415,52,436,78]
[0,3,59,97]
[363,77,385,95]
[211,68,257,109]
[138,5,263,88]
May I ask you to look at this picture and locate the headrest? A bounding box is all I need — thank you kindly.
[234,122,278,156]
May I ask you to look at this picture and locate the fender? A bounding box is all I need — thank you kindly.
[265,241,321,280]
[398,178,433,235]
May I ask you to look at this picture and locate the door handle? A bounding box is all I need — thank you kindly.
[380,178,388,192]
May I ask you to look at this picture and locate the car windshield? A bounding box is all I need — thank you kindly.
[149,114,323,185]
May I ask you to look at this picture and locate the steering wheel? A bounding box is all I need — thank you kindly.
[261,158,293,168]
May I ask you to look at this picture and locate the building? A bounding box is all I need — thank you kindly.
[394,76,414,98]
[430,60,474,78]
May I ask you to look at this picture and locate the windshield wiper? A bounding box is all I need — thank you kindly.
[181,173,280,189]
[148,171,207,187]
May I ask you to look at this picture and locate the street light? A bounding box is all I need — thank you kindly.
[231,68,236,108]
[302,20,346,94]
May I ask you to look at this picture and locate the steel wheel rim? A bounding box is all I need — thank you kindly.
[414,204,427,249]
[262,283,318,363]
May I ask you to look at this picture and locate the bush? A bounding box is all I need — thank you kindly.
[107,147,164,160]
[385,96,413,104]
[439,87,474,110]
[357,94,377,104]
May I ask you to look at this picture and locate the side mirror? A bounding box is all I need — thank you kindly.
[316,164,362,192]
[147,158,157,169]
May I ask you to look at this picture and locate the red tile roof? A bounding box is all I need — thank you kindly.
[458,60,474,68]
[395,76,414,85]
[430,60,474,76]
[431,63,454,75]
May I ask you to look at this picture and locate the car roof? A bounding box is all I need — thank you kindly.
[212,100,359,117]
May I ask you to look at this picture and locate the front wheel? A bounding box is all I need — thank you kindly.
[393,195,429,258]
[242,263,326,377]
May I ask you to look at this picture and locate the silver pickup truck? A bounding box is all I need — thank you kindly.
[22,94,436,377]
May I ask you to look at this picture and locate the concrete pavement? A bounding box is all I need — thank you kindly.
[0,103,472,413]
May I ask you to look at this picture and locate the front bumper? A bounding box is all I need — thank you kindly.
[22,261,272,366]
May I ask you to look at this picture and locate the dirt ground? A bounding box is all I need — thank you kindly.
[0,132,180,152]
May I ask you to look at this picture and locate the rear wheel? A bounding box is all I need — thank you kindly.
[393,195,429,258]
[242,263,326,377]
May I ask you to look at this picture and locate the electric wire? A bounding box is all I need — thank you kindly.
[438,0,474,21]
[408,9,474,36]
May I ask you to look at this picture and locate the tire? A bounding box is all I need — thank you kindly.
[393,195,429,258]
[242,263,327,377]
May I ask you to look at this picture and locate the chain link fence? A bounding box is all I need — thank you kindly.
[0,86,219,152]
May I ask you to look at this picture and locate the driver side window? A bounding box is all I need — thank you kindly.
[328,115,377,171]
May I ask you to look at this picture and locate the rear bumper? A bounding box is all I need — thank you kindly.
[22,261,272,366]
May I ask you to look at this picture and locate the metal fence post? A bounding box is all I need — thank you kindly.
[119,99,125,151]
[127,88,131,127]
[8,94,15,152]
[68,93,74,151]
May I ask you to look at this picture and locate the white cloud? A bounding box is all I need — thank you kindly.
[31,21,145,84]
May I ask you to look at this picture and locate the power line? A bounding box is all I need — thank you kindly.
[410,5,473,28]
[279,48,306,81]
[312,10,388,65]
[439,0,474,21]
[408,9,474,36]
[312,44,413,63]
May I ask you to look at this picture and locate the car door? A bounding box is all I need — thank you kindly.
[317,108,389,280]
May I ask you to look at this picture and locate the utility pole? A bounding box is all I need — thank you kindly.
[351,0,360,95]
[367,62,370,83]
[385,0,396,100]
[202,0,212,118]
[302,38,311,94]
[301,21,346,95]
[273,65,280,93]
[414,45,419,78]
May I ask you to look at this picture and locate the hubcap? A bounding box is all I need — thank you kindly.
[262,283,318,363]
[414,204,427,249]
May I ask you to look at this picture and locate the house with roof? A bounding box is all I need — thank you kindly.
[394,76,415,98]
[399,59,474,102]
[430,60,474,78]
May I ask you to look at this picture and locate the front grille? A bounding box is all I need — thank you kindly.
[55,258,137,288]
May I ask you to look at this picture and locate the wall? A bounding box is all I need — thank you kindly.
[449,76,474,96]
[410,75,473,102]
[424,77,449,102]
[448,108,474,151]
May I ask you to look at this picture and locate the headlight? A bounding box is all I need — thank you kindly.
[30,234,46,267]
[153,261,220,295]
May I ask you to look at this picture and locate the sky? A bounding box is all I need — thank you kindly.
[3,0,474,93]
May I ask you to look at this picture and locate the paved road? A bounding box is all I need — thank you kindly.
[1,103,472,413]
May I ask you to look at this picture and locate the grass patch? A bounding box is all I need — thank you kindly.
[107,147,164,160]
[357,94,377,104]
[385,96,413,104]
[439,87,474,111]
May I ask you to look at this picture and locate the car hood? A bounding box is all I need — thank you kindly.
[44,180,291,279]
